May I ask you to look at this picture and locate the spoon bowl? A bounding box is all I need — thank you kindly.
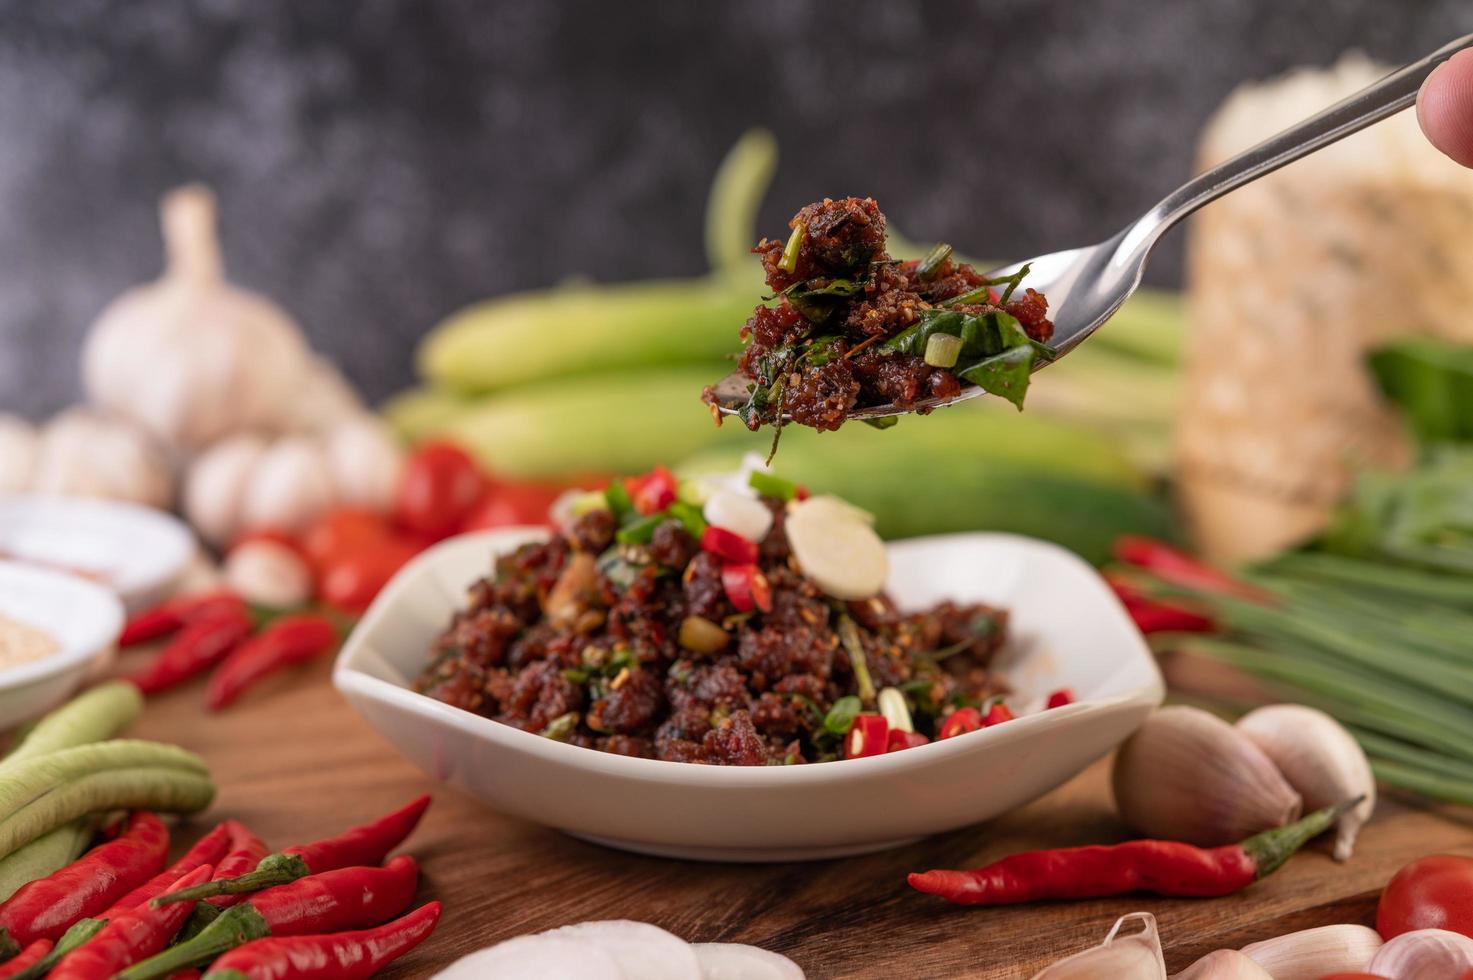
[712,33,1473,423]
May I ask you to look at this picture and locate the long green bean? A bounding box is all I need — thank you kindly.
[0,741,207,827]
[3,682,142,768]
[0,819,93,902]
[0,768,214,861]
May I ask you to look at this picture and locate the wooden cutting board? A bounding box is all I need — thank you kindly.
[121,653,1473,979]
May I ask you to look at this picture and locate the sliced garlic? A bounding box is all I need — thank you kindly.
[703,488,773,542]
[1239,924,1382,980]
[1032,912,1166,979]
[1170,949,1274,979]
[1368,928,1473,980]
[784,496,887,601]
[1111,706,1302,846]
[1237,704,1375,861]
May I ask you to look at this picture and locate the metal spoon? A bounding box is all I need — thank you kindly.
[711,33,1473,423]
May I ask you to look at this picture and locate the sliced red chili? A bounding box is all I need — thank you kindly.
[700,526,759,565]
[845,715,889,759]
[886,729,929,752]
[938,707,983,740]
[983,703,1014,726]
[1045,689,1075,709]
[630,466,677,516]
[720,564,771,614]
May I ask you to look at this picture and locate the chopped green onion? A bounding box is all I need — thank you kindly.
[675,479,709,506]
[837,614,877,705]
[615,512,667,546]
[924,333,964,368]
[748,470,798,501]
[569,491,610,517]
[603,481,635,522]
[822,695,862,736]
[945,286,990,307]
[539,712,580,741]
[666,501,707,538]
[877,687,913,733]
[778,223,806,274]
[917,242,953,281]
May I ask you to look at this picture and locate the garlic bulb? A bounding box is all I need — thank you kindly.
[239,436,336,535]
[285,356,369,434]
[1112,705,1302,846]
[1032,912,1166,979]
[1239,924,1383,980]
[323,417,403,512]
[0,414,37,493]
[1237,704,1376,860]
[1368,928,1473,979]
[82,185,312,451]
[185,434,270,547]
[30,409,174,509]
[1169,949,1274,979]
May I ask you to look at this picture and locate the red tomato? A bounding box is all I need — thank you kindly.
[301,509,394,572]
[318,538,422,615]
[1377,854,1473,940]
[395,442,486,539]
[459,483,566,531]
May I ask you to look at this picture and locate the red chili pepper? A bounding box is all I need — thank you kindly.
[909,799,1360,905]
[938,707,983,740]
[721,564,772,614]
[845,715,889,759]
[886,729,929,752]
[204,823,271,910]
[49,864,213,980]
[197,902,441,980]
[700,526,759,565]
[1113,537,1266,601]
[103,822,235,917]
[129,609,254,696]
[0,812,169,946]
[205,615,339,710]
[983,703,1014,726]
[629,466,678,516]
[0,940,51,979]
[157,797,430,905]
[119,593,247,648]
[1045,689,1075,709]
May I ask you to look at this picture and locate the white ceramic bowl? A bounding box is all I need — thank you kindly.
[334,529,1163,862]
[0,561,126,729]
[0,495,195,611]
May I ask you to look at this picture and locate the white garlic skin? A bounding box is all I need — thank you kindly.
[1112,705,1302,846]
[1237,703,1376,861]
[1170,949,1274,980]
[0,414,38,492]
[1032,912,1166,980]
[82,185,312,451]
[1239,924,1383,980]
[30,409,174,510]
[1368,928,1473,980]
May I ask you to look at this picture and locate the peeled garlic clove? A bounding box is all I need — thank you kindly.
[1239,924,1383,980]
[1369,928,1473,980]
[225,538,312,610]
[784,495,887,601]
[1112,705,1302,846]
[1169,949,1274,979]
[239,436,336,535]
[1237,704,1375,861]
[1032,912,1166,979]
[0,414,38,492]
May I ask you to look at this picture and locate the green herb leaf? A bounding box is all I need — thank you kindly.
[616,512,668,546]
[603,482,635,523]
[957,345,1035,410]
[779,222,806,274]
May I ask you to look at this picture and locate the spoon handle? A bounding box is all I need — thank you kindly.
[1132,33,1473,249]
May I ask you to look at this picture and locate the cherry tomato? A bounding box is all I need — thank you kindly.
[395,442,486,539]
[1377,854,1473,940]
[318,538,422,614]
[938,707,983,739]
[459,483,567,531]
[301,509,394,572]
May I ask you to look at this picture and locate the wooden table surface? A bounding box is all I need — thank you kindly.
[121,651,1473,980]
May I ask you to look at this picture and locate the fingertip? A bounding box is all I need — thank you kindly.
[1419,48,1473,168]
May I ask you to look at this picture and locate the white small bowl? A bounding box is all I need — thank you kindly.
[335,529,1163,862]
[0,495,195,611]
[0,561,126,729]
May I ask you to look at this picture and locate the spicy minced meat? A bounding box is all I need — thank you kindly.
[707,196,1053,432]
[415,492,1008,766]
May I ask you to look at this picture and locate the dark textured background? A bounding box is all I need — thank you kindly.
[1,0,1467,417]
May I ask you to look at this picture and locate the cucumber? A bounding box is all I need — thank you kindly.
[680,408,1174,565]
[417,274,762,394]
[427,366,765,479]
